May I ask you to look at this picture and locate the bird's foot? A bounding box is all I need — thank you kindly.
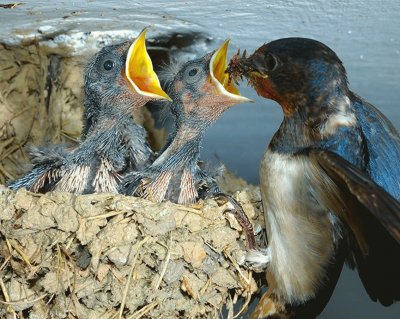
[213,192,257,250]
[246,247,271,270]
[134,177,151,196]
[250,290,289,319]
[134,170,172,203]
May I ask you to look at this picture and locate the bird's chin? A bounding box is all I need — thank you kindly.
[247,73,275,100]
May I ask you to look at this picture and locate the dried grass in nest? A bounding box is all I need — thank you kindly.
[0,183,264,318]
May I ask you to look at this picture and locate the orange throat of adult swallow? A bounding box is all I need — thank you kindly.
[209,40,252,104]
[124,29,171,101]
[248,72,294,116]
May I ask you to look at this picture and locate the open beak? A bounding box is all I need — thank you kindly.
[125,29,172,101]
[210,39,252,103]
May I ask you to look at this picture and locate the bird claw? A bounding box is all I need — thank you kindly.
[213,192,257,250]
[133,177,151,197]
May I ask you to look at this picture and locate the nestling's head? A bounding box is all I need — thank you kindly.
[84,29,170,114]
[164,40,251,126]
[227,38,349,119]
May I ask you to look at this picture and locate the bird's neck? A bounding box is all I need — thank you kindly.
[269,116,314,153]
[82,90,149,139]
[83,104,134,138]
[172,99,226,132]
[82,94,100,139]
[153,120,204,170]
[271,93,355,153]
[154,97,220,168]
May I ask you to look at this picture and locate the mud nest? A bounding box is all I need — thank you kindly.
[0,35,265,318]
[0,181,264,318]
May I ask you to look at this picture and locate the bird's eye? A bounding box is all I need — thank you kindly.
[188,68,198,76]
[103,60,115,71]
[184,66,201,83]
[265,53,278,72]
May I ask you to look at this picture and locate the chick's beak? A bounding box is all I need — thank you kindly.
[210,40,252,103]
[125,29,172,101]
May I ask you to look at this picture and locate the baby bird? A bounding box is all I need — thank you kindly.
[123,40,251,205]
[8,29,170,194]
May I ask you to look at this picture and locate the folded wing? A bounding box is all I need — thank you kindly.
[308,148,400,306]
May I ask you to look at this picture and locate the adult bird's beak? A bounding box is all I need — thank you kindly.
[210,40,253,103]
[226,47,269,83]
[246,52,270,79]
[125,29,172,101]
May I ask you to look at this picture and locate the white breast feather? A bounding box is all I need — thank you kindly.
[258,151,337,304]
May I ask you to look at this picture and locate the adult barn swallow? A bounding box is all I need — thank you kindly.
[123,40,251,205]
[227,38,400,318]
[8,30,170,194]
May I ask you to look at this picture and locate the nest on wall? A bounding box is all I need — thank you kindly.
[0,183,264,318]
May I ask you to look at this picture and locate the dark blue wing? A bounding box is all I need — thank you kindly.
[308,149,400,306]
[351,95,400,200]
[311,97,400,305]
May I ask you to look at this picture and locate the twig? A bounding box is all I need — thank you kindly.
[61,131,80,143]
[233,291,252,319]
[204,241,220,254]
[65,235,75,250]
[199,278,211,297]
[56,244,62,291]
[6,238,32,267]
[175,206,202,215]
[109,267,125,284]
[223,249,254,318]
[118,237,151,319]
[0,162,14,179]
[0,144,23,161]
[223,248,250,286]
[0,293,47,306]
[127,301,158,319]
[0,256,11,271]
[0,277,16,316]
[153,235,171,290]
[85,210,129,220]
[99,309,118,319]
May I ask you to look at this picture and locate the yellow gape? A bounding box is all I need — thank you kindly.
[210,39,250,103]
[125,29,171,101]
